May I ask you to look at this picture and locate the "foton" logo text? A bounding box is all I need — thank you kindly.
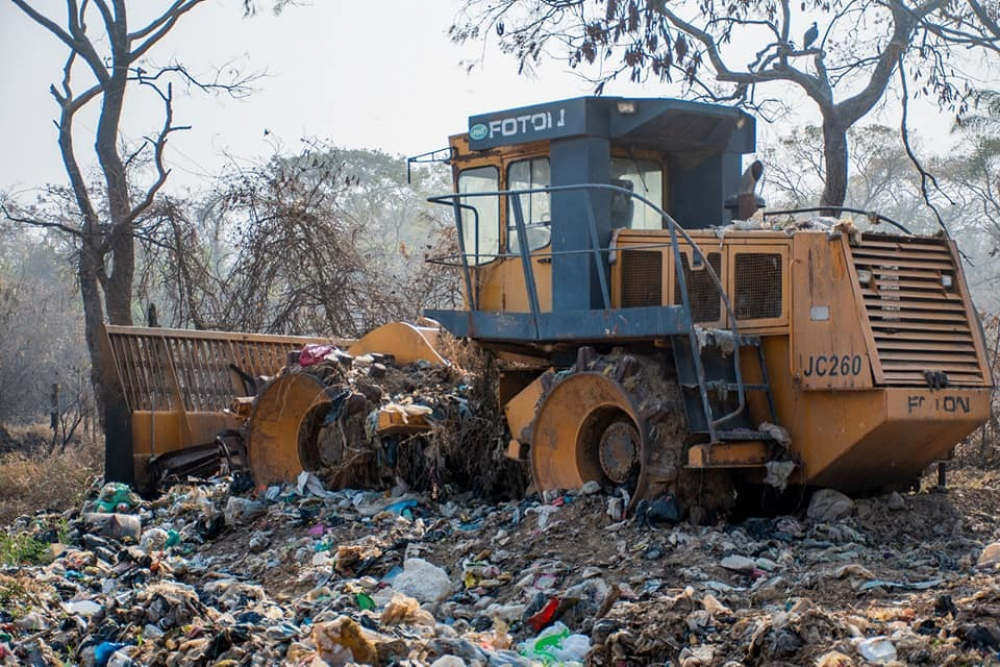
[470,108,567,142]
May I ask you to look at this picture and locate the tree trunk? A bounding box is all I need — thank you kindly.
[104,233,135,325]
[79,243,106,418]
[95,28,135,327]
[80,240,134,484]
[820,117,849,211]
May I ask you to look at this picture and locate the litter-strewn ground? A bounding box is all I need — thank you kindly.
[2,463,1000,667]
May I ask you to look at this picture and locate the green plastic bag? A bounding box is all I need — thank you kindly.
[96,482,140,513]
[521,622,590,665]
[355,592,376,611]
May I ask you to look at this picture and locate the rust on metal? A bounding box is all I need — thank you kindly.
[598,420,641,483]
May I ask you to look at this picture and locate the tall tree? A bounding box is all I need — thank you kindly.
[0,222,88,429]
[2,0,264,481]
[947,91,1000,252]
[765,124,928,220]
[452,0,960,209]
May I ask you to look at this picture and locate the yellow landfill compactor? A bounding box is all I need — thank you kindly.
[103,97,992,517]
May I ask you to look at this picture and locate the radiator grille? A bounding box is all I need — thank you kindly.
[850,236,985,386]
[734,253,783,320]
[621,250,663,308]
[674,252,722,323]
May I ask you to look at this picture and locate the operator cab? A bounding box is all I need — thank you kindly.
[448,97,755,266]
[427,96,757,343]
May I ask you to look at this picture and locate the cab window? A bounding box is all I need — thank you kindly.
[507,158,551,252]
[457,166,500,265]
[610,158,664,229]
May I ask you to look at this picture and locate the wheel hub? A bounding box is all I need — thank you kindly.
[599,420,640,484]
[315,423,346,468]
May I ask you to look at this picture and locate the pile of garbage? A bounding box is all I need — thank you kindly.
[3,469,1000,666]
[259,343,525,500]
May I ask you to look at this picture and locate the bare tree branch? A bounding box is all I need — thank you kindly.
[967,0,1000,39]
[128,0,189,40]
[2,203,83,237]
[897,56,954,239]
[124,81,189,226]
[454,0,990,209]
[131,0,207,62]
[129,62,259,99]
[8,0,76,52]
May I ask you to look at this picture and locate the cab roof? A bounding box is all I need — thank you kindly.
[463,96,755,156]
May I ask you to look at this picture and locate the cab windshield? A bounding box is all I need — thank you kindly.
[610,157,664,230]
[507,157,552,252]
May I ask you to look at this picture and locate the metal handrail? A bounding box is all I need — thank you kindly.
[448,199,481,311]
[427,184,751,434]
[428,240,711,266]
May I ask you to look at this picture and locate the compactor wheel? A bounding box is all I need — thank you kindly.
[246,371,364,488]
[529,351,734,520]
[246,373,328,486]
[530,372,646,494]
[599,419,641,484]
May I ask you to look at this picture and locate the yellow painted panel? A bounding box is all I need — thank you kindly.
[791,232,875,390]
[349,322,447,365]
[476,255,553,313]
[503,373,547,445]
[130,411,239,458]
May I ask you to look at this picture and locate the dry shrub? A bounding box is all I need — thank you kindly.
[434,331,488,376]
[953,427,1000,470]
[0,434,102,526]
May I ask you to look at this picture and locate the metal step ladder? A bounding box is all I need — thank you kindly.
[671,330,780,465]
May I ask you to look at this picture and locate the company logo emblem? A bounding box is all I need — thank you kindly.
[470,109,568,143]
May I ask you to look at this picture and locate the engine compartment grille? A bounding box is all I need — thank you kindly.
[850,235,985,386]
[621,250,663,308]
[734,253,783,320]
[675,252,722,323]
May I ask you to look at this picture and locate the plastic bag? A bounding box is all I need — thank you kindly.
[857,636,896,663]
[95,482,140,513]
[299,344,336,367]
[521,622,590,664]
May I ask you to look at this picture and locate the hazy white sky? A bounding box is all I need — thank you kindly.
[0,0,602,192]
[0,0,953,196]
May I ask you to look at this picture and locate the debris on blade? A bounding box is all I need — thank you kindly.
[764,460,797,492]
[244,339,527,500]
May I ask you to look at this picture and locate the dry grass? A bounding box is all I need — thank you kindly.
[0,433,102,526]
[0,423,50,454]
[953,425,1000,469]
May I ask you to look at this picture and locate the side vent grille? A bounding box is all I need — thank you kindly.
[734,253,783,320]
[851,236,984,386]
[675,252,722,323]
[621,250,663,308]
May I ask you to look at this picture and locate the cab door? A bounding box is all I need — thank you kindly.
[496,156,554,313]
[455,164,503,310]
